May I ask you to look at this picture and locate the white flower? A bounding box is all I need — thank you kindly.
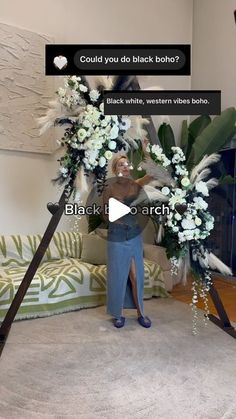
[195,217,202,226]
[71,76,81,83]
[181,218,196,230]
[104,150,113,160]
[110,125,119,139]
[184,229,194,240]
[89,89,100,102]
[83,120,92,128]
[174,212,182,221]
[193,196,208,210]
[108,140,116,150]
[99,103,104,112]
[175,165,188,176]
[57,87,66,97]
[205,221,214,231]
[178,232,186,243]
[84,149,99,166]
[98,156,106,167]
[119,117,131,131]
[194,228,201,239]
[172,226,179,232]
[161,187,170,196]
[77,128,87,142]
[111,115,118,124]
[60,167,68,175]
[195,181,209,196]
[79,84,88,92]
[101,116,111,127]
[181,177,190,187]
[168,190,186,209]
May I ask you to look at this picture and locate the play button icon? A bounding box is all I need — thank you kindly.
[85,176,150,242]
[108,197,131,222]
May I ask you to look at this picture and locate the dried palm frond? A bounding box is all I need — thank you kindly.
[194,168,211,183]
[190,153,221,183]
[125,115,150,141]
[93,76,114,91]
[205,178,219,190]
[156,224,164,243]
[120,135,139,151]
[141,157,175,186]
[178,252,190,285]
[37,99,84,135]
[74,166,94,194]
[131,184,169,206]
[149,179,166,188]
[207,252,232,276]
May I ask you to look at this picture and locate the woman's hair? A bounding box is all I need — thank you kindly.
[111,154,129,174]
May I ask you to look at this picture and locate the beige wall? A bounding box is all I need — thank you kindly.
[191,0,236,110]
[0,0,193,235]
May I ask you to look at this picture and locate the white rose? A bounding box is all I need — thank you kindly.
[110,124,119,139]
[99,103,104,112]
[184,230,194,240]
[161,187,170,196]
[174,213,182,221]
[71,76,81,83]
[60,167,68,174]
[89,89,100,102]
[79,84,88,92]
[172,226,179,232]
[104,150,113,160]
[205,221,214,231]
[57,87,66,97]
[108,140,116,150]
[98,156,106,167]
[193,196,208,210]
[181,177,190,187]
[195,217,202,226]
[195,181,209,196]
[77,128,87,142]
[181,218,196,230]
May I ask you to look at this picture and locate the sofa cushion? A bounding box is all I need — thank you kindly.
[80,233,107,265]
[0,231,83,267]
[143,243,171,271]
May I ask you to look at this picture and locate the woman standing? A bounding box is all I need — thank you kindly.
[103,154,153,328]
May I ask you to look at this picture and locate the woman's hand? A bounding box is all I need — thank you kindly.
[141,138,150,159]
[135,174,154,187]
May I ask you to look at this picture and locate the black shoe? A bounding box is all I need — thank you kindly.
[114,316,125,328]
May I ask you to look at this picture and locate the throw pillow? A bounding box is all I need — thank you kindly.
[80,233,107,265]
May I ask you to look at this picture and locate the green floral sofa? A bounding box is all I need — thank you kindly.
[0,231,168,322]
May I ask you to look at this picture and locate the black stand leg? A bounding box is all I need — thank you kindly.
[208,284,236,339]
[0,184,72,357]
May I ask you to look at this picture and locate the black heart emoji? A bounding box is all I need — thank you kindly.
[175,204,187,215]
[47,202,60,215]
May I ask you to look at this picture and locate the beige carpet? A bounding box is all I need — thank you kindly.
[0,298,236,419]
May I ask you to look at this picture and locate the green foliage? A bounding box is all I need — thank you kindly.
[185,115,211,161]
[180,120,189,154]
[88,214,105,233]
[186,108,236,171]
[157,123,175,158]
[160,230,187,259]
[218,175,236,185]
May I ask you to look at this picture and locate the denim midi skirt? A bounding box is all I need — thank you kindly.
[106,222,145,319]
